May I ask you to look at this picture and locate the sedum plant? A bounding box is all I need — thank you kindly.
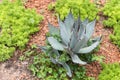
[48,0,98,21]
[39,11,101,77]
[102,0,120,47]
[0,0,43,61]
[98,63,120,80]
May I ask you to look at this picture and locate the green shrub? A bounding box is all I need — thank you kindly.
[98,63,120,80]
[0,0,43,61]
[29,53,95,80]
[102,0,120,47]
[49,0,98,20]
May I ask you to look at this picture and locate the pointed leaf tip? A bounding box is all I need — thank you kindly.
[78,36,102,54]
[48,22,59,35]
[70,53,86,65]
[48,37,64,51]
[85,20,96,39]
[59,62,72,77]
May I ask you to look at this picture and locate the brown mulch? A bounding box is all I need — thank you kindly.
[0,0,120,80]
[25,0,58,46]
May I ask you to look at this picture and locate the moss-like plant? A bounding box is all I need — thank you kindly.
[48,0,98,20]
[98,63,120,80]
[0,0,43,61]
[102,0,120,27]
[110,24,120,47]
[102,0,120,47]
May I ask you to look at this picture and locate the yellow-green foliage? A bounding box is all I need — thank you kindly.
[102,0,120,47]
[0,0,43,61]
[98,63,120,80]
[50,0,98,20]
[103,0,120,27]
[110,24,120,47]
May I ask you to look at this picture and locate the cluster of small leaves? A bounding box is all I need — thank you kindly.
[102,0,120,47]
[29,53,95,80]
[19,49,34,61]
[110,24,120,47]
[48,0,98,20]
[98,63,120,80]
[0,0,43,61]
[102,0,120,27]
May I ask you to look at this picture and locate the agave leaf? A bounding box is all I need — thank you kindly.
[64,11,74,35]
[72,37,87,52]
[58,17,70,45]
[48,37,64,51]
[74,16,81,32]
[70,29,78,49]
[62,63,72,77]
[85,20,96,39]
[74,20,78,32]
[38,46,47,53]
[52,49,60,56]
[51,59,72,77]
[82,18,89,26]
[70,53,86,65]
[78,23,86,40]
[49,49,60,64]
[48,22,59,35]
[78,36,102,53]
[49,53,57,64]
[50,57,57,64]
[49,49,72,77]
[58,61,72,77]
[91,36,102,42]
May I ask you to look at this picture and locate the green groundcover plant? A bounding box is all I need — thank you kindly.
[110,24,120,47]
[19,48,96,80]
[0,0,43,61]
[29,52,95,80]
[102,0,120,47]
[22,48,102,80]
[98,63,120,80]
[48,0,98,21]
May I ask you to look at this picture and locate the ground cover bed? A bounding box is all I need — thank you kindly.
[0,0,120,80]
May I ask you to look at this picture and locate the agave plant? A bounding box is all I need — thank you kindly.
[39,11,102,77]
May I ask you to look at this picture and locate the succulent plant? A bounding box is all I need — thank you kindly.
[39,11,102,77]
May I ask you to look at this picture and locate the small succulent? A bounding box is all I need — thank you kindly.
[39,11,102,77]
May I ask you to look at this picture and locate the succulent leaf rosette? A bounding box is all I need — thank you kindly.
[39,11,102,77]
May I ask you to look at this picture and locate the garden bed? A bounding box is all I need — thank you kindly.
[0,0,120,80]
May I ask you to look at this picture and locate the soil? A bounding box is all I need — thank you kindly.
[0,0,119,80]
